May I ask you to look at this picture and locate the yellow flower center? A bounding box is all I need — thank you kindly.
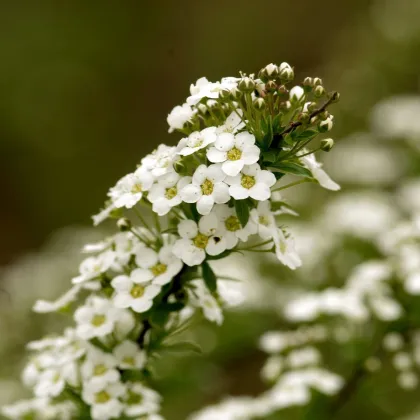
[165,186,177,199]
[225,215,241,231]
[126,390,143,405]
[241,175,256,189]
[131,183,143,194]
[227,147,242,161]
[130,284,145,298]
[122,356,135,366]
[95,391,111,404]
[91,314,106,327]
[201,179,214,195]
[150,263,167,276]
[259,216,270,226]
[193,233,209,249]
[93,364,107,376]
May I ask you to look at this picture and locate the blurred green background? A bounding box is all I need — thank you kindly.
[3,0,420,418]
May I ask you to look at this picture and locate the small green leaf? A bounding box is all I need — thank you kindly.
[234,199,250,227]
[262,115,273,150]
[163,341,202,354]
[272,115,281,133]
[206,250,232,260]
[269,162,313,178]
[296,129,318,140]
[202,261,217,293]
[262,150,278,163]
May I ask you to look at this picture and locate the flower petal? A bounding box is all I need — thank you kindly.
[242,145,260,165]
[222,160,244,176]
[215,133,235,151]
[250,184,271,201]
[207,147,227,163]
[235,131,256,148]
[197,195,215,215]
[199,213,219,235]
[180,184,202,203]
[178,220,198,239]
[229,185,249,200]
[212,182,230,203]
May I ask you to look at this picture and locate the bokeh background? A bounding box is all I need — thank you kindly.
[2,0,420,418]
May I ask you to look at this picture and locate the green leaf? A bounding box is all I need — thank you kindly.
[206,250,232,260]
[262,150,278,163]
[272,115,281,133]
[269,162,313,178]
[202,261,217,293]
[159,302,185,312]
[296,129,318,140]
[262,115,273,150]
[163,341,202,354]
[234,199,250,227]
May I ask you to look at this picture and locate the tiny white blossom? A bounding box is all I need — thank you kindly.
[141,144,177,178]
[134,244,183,286]
[113,340,147,370]
[187,77,238,106]
[167,103,197,133]
[123,382,161,417]
[300,153,340,191]
[82,381,126,420]
[173,213,227,266]
[213,204,257,249]
[81,348,120,389]
[226,163,276,201]
[148,172,191,216]
[108,167,154,209]
[72,251,115,285]
[207,131,260,176]
[180,164,230,215]
[289,86,305,102]
[111,268,162,313]
[189,280,223,325]
[176,127,217,156]
[216,110,245,134]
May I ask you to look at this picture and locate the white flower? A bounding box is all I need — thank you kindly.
[189,280,223,325]
[180,164,230,215]
[319,115,334,132]
[300,153,340,191]
[123,382,161,417]
[72,251,115,285]
[92,203,116,226]
[148,172,192,216]
[173,213,227,266]
[226,163,276,200]
[111,268,162,313]
[207,131,260,176]
[272,228,302,270]
[81,349,120,389]
[167,103,196,133]
[176,127,217,156]
[74,297,125,340]
[112,232,140,267]
[216,110,245,134]
[289,86,305,102]
[141,144,177,177]
[82,381,125,420]
[187,76,238,106]
[33,368,66,398]
[250,201,277,240]
[108,167,154,209]
[134,244,183,286]
[213,204,257,249]
[113,341,147,370]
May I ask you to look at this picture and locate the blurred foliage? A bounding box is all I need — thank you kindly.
[4,0,420,419]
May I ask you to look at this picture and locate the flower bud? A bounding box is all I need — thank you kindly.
[318,116,334,133]
[320,138,334,151]
[253,97,266,111]
[297,112,310,123]
[303,77,313,93]
[289,86,305,103]
[329,91,340,103]
[260,63,279,80]
[313,77,323,86]
[279,62,294,81]
[197,104,208,115]
[219,89,231,101]
[278,101,291,111]
[303,101,317,113]
[230,87,243,100]
[314,85,326,98]
[117,217,132,232]
[206,99,218,108]
[238,77,255,92]
[277,85,289,100]
[265,80,277,92]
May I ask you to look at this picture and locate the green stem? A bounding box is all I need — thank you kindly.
[272,178,311,192]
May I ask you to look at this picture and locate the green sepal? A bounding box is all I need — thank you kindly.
[202,261,217,293]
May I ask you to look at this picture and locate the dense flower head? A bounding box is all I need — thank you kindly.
[4,62,340,420]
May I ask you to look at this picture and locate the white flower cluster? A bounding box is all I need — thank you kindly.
[3,63,340,419]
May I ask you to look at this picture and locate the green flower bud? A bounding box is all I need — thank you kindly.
[197,104,208,115]
[289,86,305,103]
[279,62,294,81]
[297,112,310,123]
[314,85,326,98]
[230,87,243,100]
[278,101,291,111]
[313,77,323,86]
[253,97,266,111]
[304,101,317,113]
[277,85,289,100]
[117,218,131,232]
[238,77,256,92]
[206,99,218,108]
[219,89,231,101]
[265,80,277,92]
[260,63,279,80]
[303,77,313,93]
[329,91,340,103]
[320,138,334,151]
[318,117,334,133]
